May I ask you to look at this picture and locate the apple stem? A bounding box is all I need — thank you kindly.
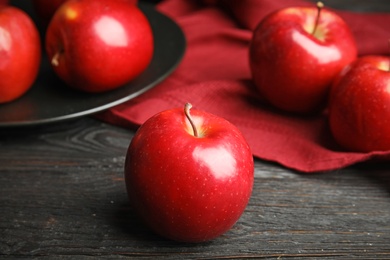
[51,52,61,66]
[312,1,324,35]
[184,103,199,137]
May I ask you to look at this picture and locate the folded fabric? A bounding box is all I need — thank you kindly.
[97,0,390,172]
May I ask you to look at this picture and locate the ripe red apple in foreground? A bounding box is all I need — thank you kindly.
[249,2,357,114]
[125,103,254,242]
[329,55,390,152]
[0,5,41,103]
[32,0,138,27]
[45,0,153,93]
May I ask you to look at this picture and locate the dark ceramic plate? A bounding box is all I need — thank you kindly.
[0,3,186,127]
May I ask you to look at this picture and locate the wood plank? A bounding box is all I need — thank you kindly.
[1,118,390,258]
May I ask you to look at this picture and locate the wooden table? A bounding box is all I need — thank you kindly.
[1,116,390,259]
[1,0,390,259]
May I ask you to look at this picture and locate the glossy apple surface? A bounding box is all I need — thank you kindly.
[249,4,357,114]
[329,55,390,152]
[125,104,254,242]
[0,5,41,103]
[45,0,153,93]
[32,0,138,26]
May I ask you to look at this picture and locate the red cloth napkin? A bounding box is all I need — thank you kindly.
[98,0,390,173]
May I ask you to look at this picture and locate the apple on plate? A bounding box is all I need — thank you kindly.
[328,55,390,152]
[124,103,254,243]
[249,2,357,114]
[45,0,153,93]
[32,0,138,27]
[0,5,41,103]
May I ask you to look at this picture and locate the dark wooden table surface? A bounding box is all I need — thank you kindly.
[1,0,390,259]
[1,117,390,259]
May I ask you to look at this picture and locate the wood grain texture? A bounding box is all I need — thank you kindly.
[1,118,390,259]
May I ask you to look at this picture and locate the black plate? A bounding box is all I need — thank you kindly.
[0,3,186,127]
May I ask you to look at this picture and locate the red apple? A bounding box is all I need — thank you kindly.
[45,0,153,93]
[249,2,357,114]
[0,0,8,5]
[124,103,254,242]
[0,5,41,103]
[32,0,138,27]
[328,55,390,152]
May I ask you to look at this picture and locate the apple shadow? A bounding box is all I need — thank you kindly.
[108,197,214,248]
[352,161,390,195]
[110,199,161,242]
